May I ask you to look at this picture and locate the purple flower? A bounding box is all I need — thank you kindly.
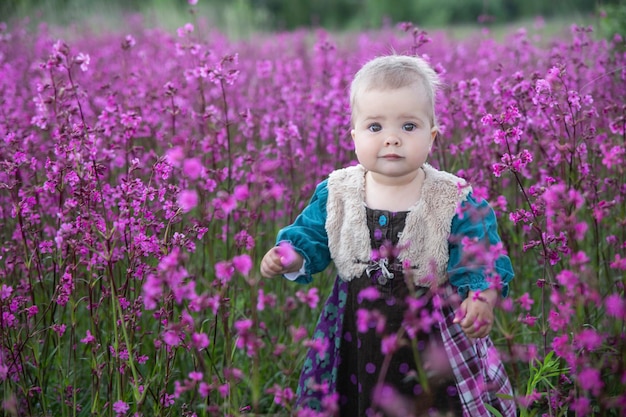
[516,292,534,311]
[233,184,249,201]
[215,261,234,284]
[52,324,67,337]
[381,334,398,355]
[574,329,602,351]
[80,330,96,345]
[182,157,203,179]
[577,367,603,396]
[178,189,198,212]
[112,400,129,415]
[0,285,12,300]
[296,287,319,309]
[232,254,252,276]
[356,309,369,333]
[188,371,203,381]
[163,330,182,346]
[192,332,210,349]
[605,293,625,319]
[357,287,380,303]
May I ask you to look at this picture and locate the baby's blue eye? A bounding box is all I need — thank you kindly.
[368,123,382,132]
[403,123,417,131]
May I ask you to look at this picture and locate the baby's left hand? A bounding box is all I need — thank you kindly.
[453,289,498,339]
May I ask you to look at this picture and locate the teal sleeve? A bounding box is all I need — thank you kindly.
[276,180,331,284]
[447,193,514,298]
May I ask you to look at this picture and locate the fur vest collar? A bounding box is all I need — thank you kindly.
[325,163,471,287]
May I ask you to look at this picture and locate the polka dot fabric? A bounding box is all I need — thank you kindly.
[334,208,462,416]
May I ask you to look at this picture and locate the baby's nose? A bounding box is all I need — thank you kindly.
[384,134,401,146]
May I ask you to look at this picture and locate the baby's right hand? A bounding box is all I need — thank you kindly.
[260,245,304,278]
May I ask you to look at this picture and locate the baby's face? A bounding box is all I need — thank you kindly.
[351,83,436,182]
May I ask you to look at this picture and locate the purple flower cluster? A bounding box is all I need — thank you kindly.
[0,16,625,416]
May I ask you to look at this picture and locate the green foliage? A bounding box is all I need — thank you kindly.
[598,1,626,39]
[520,352,570,417]
[1,0,602,31]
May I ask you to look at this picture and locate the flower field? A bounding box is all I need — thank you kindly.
[0,13,625,417]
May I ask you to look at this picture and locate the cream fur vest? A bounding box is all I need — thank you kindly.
[326,163,471,287]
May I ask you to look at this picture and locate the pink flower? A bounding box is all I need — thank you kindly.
[52,323,67,337]
[198,382,211,397]
[605,293,625,319]
[267,384,295,407]
[610,254,626,270]
[574,329,602,351]
[215,192,237,214]
[551,333,569,356]
[142,273,162,310]
[234,318,253,334]
[357,287,380,303]
[165,146,184,167]
[572,222,588,240]
[76,53,90,71]
[303,337,328,356]
[517,390,542,408]
[215,261,234,284]
[516,292,534,311]
[124,34,136,48]
[112,400,129,415]
[381,334,398,355]
[296,287,319,309]
[178,189,198,212]
[290,326,308,343]
[163,330,182,346]
[356,309,370,333]
[218,383,229,398]
[372,384,415,417]
[570,397,591,415]
[56,271,74,307]
[548,306,570,331]
[233,184,249,201]
[192,332,210,349]
[577,367,603,396]
[257,289,268,311]
[0,285,12,300]
[276,241,298,268]
[234,230,255,250]
[26,305,38,318]
[546,66,560,83]
[520,314,537,326]
[182,158,203,179]
[232,254,252,276]
[81,330,96,345]
[188,371,203,381]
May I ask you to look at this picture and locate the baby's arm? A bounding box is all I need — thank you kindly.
[453,288,498,339]
[448,194,515,338]
[260,246,304,278]
[260,180,331,283]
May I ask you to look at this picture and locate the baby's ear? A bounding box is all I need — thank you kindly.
[351,129,356,140]
[431,127,438,142]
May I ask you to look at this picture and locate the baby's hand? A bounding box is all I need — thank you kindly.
[260,244,303,278]
[453,289,498,339]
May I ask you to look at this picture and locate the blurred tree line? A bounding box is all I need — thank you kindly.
[1,0,623,33]
[255,0,607,29]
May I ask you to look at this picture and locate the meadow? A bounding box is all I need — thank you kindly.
[0,8,625,417]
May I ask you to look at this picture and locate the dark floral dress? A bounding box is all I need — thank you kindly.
[299,208,463,417]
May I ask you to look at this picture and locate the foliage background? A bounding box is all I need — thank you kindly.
[0,0,619,33]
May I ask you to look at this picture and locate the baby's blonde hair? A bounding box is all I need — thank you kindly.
[349,55,441,129]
